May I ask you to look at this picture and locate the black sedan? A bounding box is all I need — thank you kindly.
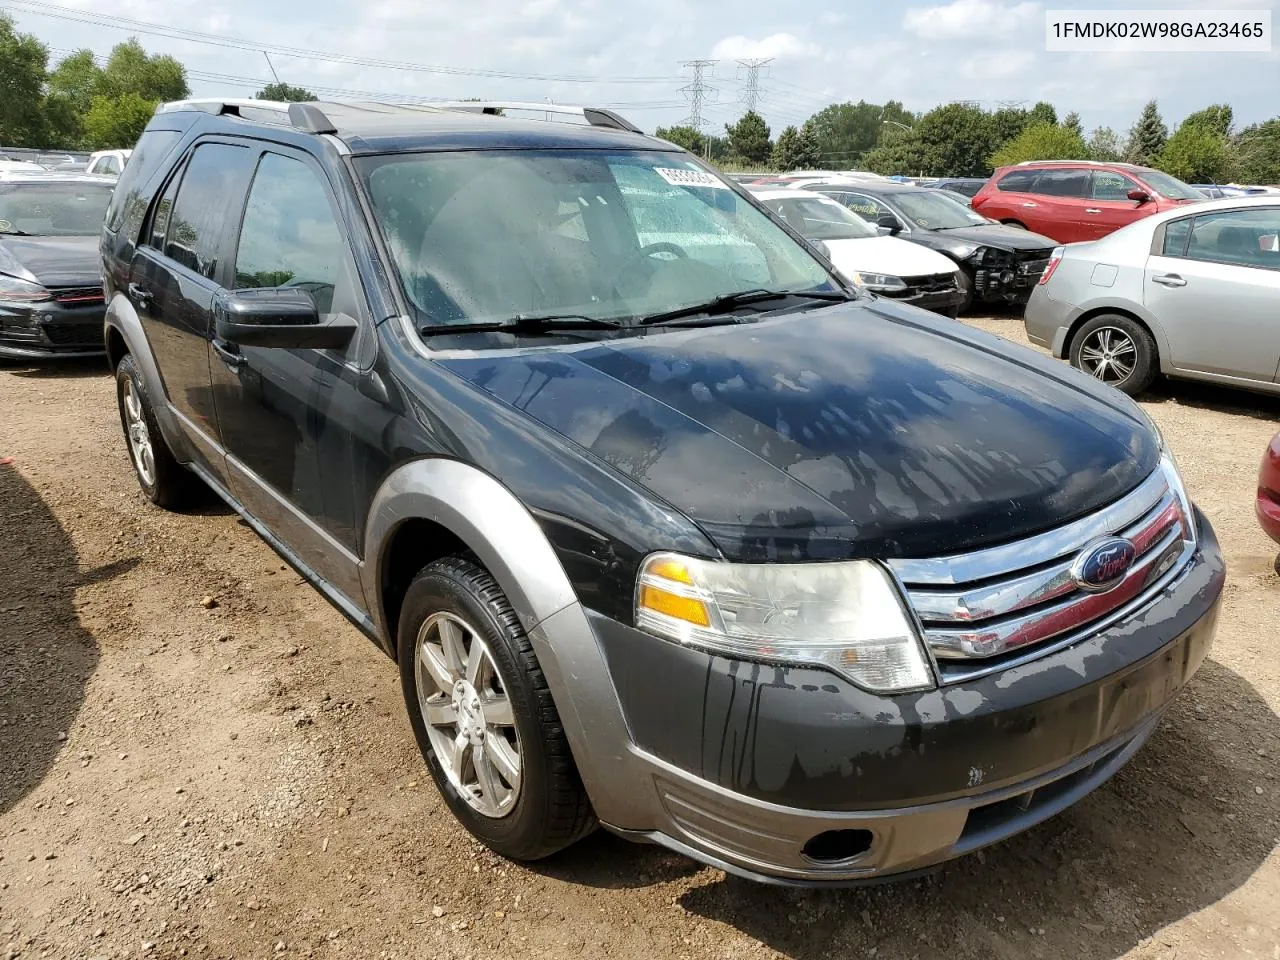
[0,173,114,359]
[811,182,1057,311]
[926,177,988,198]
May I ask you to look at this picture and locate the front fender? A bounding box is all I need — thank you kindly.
[358,457,640,823]
[104,292,191,462]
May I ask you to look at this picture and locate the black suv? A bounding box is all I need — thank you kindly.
[101,98,1225,885]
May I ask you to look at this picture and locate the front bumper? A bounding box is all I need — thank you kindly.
[564,511,1224,884]
[878,282,965,315]
[0,301,107,358]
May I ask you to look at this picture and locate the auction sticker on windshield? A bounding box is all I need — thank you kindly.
[654,168,728,189]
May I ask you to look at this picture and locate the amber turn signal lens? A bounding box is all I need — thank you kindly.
[637,584,710,627]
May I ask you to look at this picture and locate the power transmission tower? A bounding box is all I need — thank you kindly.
[679,59,718,145]
[736,58,772,114]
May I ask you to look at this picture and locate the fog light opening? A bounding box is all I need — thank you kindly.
[801,829,874,864]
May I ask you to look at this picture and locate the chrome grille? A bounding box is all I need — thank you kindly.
[888,459,1197,683]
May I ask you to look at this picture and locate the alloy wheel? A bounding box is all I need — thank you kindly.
[122,379,156,487]
[414,612,522,818]
[1078,326,1137,384]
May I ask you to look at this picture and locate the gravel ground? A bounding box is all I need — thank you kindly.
[2,315,1278,960]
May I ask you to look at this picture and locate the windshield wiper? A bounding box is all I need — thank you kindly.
[0,229,34,237]
[637,288,852,327]
[419,313,625,337]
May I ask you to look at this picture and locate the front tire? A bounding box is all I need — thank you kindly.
[398,555,595,860]
[1068,313,1157,395]
[115,354,201,509]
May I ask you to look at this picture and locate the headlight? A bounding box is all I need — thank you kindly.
[635,553,935,693]
[953,244,979,261]
[849,272,908,293]
[0,273,52,304]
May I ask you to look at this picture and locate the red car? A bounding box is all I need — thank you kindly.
[971,161,1205,244]
[1258,430,1280,548]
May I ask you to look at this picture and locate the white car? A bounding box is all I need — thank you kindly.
[750,188,967,316]
[86,149,132,178]
[0,159,47,174]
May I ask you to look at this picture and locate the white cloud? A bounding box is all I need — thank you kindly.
[902,0,1039,41]
[959,49,1035,80]
[710,33,817,61]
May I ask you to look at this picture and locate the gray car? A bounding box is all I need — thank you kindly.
[1025,196,1280,396]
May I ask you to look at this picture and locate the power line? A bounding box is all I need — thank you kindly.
[5,0,684,84]
[736,58,772,114]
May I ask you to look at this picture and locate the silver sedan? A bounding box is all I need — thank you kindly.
[1024,196,1280,396]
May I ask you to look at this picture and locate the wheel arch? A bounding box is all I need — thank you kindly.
[358,456,637,824]
[103,292,192,460]
[1063,304,1168,373]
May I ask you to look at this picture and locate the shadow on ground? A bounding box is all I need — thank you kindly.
[3,357,108,381]
[0,463,137,814]
[1142,376,1280,421]
[547,659,1278,958]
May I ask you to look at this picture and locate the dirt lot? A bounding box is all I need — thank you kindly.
[2,315,1278,960]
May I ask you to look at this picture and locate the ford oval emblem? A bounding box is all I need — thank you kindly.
[1071,537,1136,593]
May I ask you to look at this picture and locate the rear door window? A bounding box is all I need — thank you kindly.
[1182,208,1280,270]
[1032,169,1091,198]
[162,142,254,279]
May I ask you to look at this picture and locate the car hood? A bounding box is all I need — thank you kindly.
[441,301,1159,561]
[922,223,1058,252]
[0,235,101,288]
[823,236,957,278]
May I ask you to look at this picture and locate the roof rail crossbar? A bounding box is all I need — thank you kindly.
[434,100,641,133]
[155,98,337,135]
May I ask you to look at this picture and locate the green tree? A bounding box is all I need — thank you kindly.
[724,110,771,163]
[803,100,908,169]
[1181,104,1233,138]
[1126,100,1168,166]
[0,14,51,147]
[988,106,1030,146]
[865,102,995,177]
[1087,126,1124,161]
[255,82,315,102]
[83,92,157,149]
[47,49,99,117]
[1063,111,1083,138]
[794,119,821,169]
[770,125,801,171]
[1028,101,1058,126]
[96,39,188,103]
[654,124,704,154]
[1158,123,1230,183]
[990,122,1089,167]
[1234,119,1280,184]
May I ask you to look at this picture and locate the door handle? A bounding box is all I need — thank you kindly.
[1085,208,1102,214]
[1152,273,1187,287]
[127,282,153,307]
[211,338,246,370]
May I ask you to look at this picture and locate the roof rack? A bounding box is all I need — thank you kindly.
[1015,159,1140,168]
[155,97,642,136]
[431,101,642,133]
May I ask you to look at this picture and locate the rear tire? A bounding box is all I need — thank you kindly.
[398,555,596,860]
[115,354,202,509]
[1068,313,1157,396]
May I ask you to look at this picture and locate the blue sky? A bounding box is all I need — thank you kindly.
[8,0,1280,137]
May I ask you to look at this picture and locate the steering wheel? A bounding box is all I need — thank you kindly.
[610,242,690,295]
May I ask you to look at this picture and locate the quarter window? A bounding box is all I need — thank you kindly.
[996,169,1039,192]
[233,152,358,319]
[1032,169,1090,198]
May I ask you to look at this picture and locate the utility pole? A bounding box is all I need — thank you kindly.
[736,57,772,114]
[679,59,718,157]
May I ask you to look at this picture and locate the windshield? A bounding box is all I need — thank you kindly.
[354,150,836,329]
[0,182,114,236]
[762,196,877,240]
[887,190,988,229]
[1135,168,1205,200]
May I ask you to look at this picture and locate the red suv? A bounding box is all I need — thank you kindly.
[972,161,1205,243]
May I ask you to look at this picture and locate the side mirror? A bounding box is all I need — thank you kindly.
[1127,189,1151,204]
[876,214,902,236]
[214,287,356,349]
